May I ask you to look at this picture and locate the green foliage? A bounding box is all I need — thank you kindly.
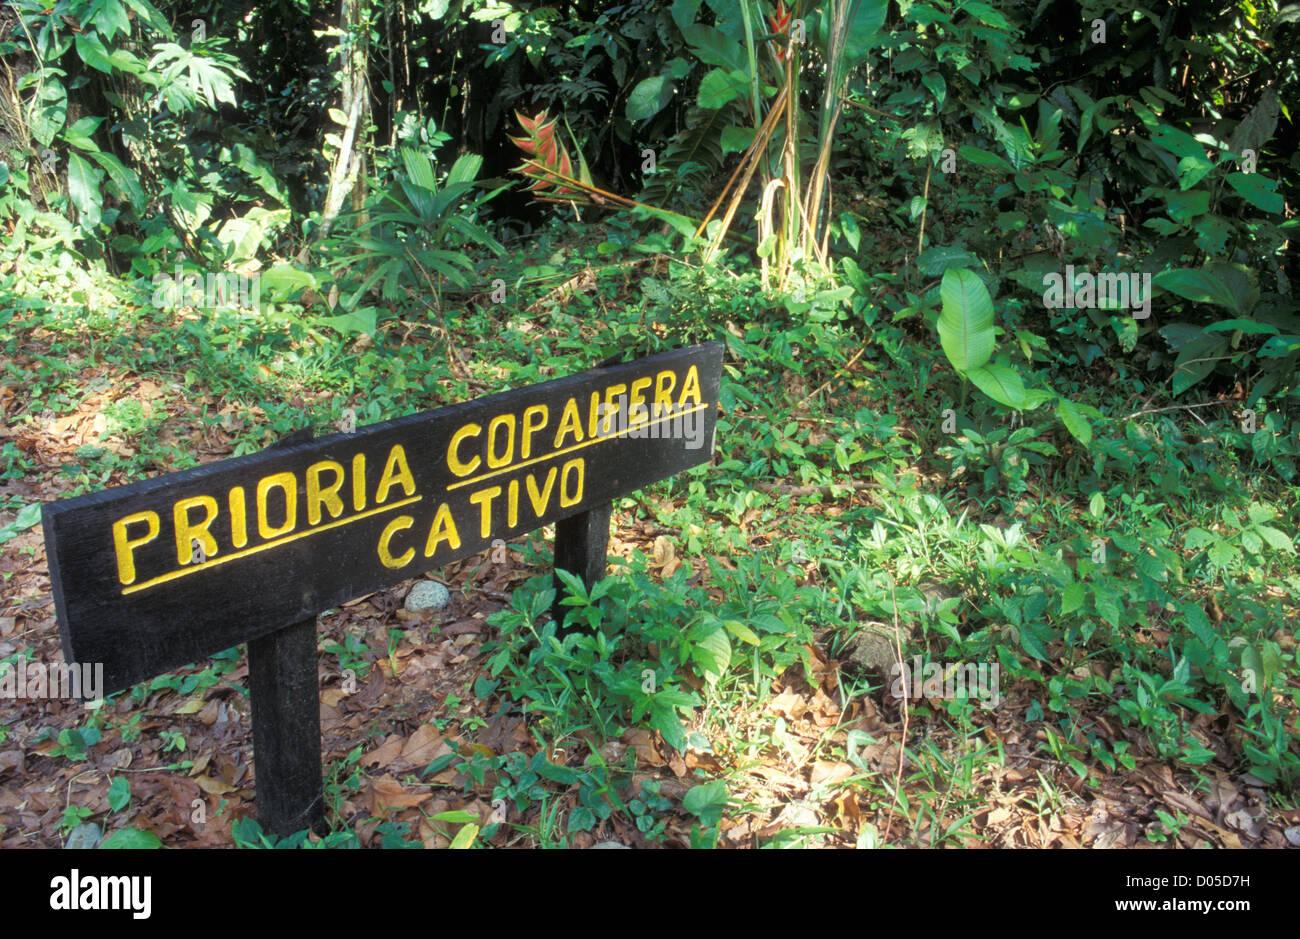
[319,147,506,330]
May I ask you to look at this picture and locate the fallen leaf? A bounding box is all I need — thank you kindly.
[399,725,444,767]
[810,761,854,786]
[368,775,431,814]
[362,734,404,769]
[193,775,235,795]
[622,728,664,766]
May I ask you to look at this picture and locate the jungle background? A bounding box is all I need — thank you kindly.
[0,0,1298,848]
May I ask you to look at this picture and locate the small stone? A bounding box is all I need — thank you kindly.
[590,841,631,849]
[404,580,450,613]
[65,823,101,849]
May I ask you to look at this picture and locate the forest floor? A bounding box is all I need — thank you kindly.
[2,236,1298,848]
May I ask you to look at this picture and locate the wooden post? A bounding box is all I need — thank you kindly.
[552,504,611,631]
[247,426,325,837]
[247,616,326,836]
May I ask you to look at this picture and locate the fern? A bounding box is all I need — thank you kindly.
[639,102,744,212]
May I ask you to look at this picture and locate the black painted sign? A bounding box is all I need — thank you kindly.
[43,343,722,698]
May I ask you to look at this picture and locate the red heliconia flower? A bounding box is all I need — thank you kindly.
[769,1,793,62]
[508,109,579,196]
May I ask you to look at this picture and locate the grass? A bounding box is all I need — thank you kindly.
[1,214,1297,848]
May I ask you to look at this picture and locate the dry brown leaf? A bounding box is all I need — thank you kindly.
[768,690,807,720]
[399,725,445,767]
[622,728,665,766]
[986,806,1012,827]
[193,775,235,795]
[368,775,431,814]
[652,535,675,568]
[810,760,854,786]
[362,734,404,769]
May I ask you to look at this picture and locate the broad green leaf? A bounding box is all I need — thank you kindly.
[1202,318,1278,335]
[958,145,1015,174]
[1153,269,1241,313]
[1150,124,1205,161]
[683,780,728,824]
[918,245,978,277]
[839,212,860,252]
[1057,397,1092,446]
[692,627,731,682]
[107,777,131,812]
[843,0,889,62]
[567,807,596,833]
[722,619,760,646]
[1092,586,1121,628]
[720,125,755,154]
[1258,335,1300,358]
[682,23,746,72]
[922,72,946,109]
[99,827,162,849]
[75,32,115,73]
[1225,172,1283,213]
[626,75,674,122]
[670,0,702,30]
[697,68,748,109]
[1164,189,1210,221]
[85,0,131,41]
[257,262,317,299]
[1176,154,1215,190]
[1255,526,1295,552]
[1171,335,1229,395]
[1061,582,1086,615]
[937,268,995,373]
[66,151,104,228]
[0,503,42,546]
[961,1,1009,27]
[965,363,1027,409]
[1089,492,1105,519]
[28,77,67,146]
[448,823,479,848]
[85,149,145,211]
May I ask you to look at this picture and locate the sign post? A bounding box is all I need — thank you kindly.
[42,343,722,835]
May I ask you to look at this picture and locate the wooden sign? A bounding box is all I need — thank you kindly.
[42,342,722,833]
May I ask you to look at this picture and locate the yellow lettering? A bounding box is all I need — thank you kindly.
[507,479,519,528]
[423,503,462,558]
[521,405,548,458]
[351,453,366,511]
[628,377,651,426]
[678,365,702,406]
[173,495,218,565]
[469,486,502,538]
[112,511,159,586]
[448,423,482,476]
[229,487,248,548]
[257,472,297,539]
[376,444,416,504]
[654,369,676,418]
[588,391,600,438]
[553,399,584,448]
[378,515,415,568]
[560,458,584,507]
[306,460,345,525]
[601,384,627,435]
[486,414,515,469]
[526,467,557,517]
